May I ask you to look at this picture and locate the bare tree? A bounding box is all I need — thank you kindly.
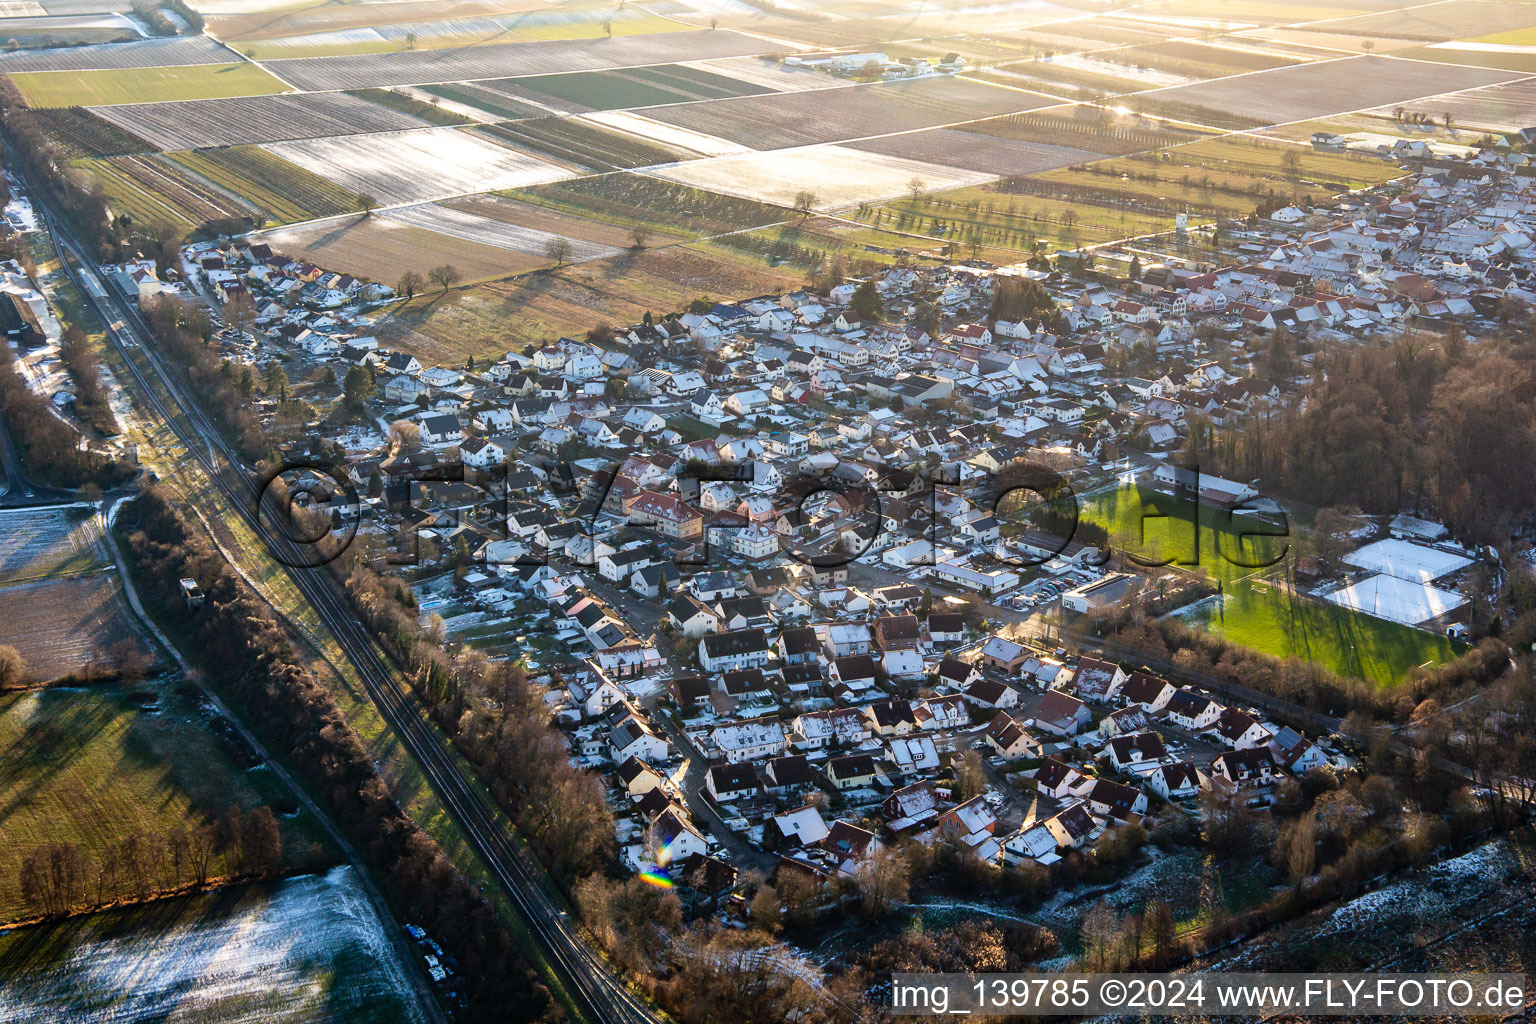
[545,237,574,267]
[389,419,422,452]
[854,844,909,916]
[0,644,26,687]
[355,192,379,218]
[397,270,423,300]
[628,225,652,249]
[428,263,460,294]
[907,176,925,202]
[404,29,418,49]
[792,190,819,221]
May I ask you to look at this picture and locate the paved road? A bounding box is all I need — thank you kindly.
[40,207,660,1024]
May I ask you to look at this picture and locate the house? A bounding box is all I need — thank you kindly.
[698,628,770,673]
[1032,690,1090,737]
[1146,762,1206,800]
[1003,822,1061,865]
[1106,732,1167,775]
[823,820,882,875]
[711,717,788,763]
[768,805,830,850]
[1210,747,1278,787]
[649,808,709,865]
[1268,726,1327,774]
[926,612,965,646]
[1042,801,1096,850]
[933,795,998,854]
[979,636,1029,674]
[913,693,968,731]
[983,712,1038,759]
[706,762,761,803]
[1069,657,1127,704]
[865,698,918,737]
[883,781,941,831]
[608,710,669,764]
[829,654,878,692]
[1099,704,1149,738]
[419,414,463,445]
[886,735,941,774]
[874,613,920,651]
[1031,756,1086,800]
[1086,778,1148,821]
[762,755,816,799]
[1120,671,1175,712]
[667,596,721,638]
[1164,689,1223,731]
[1205,708,1273,750]
[963,678,1022,710]
[791,707,871,750]
[778,625,821,665]
[616,756,669,799]
[826,753,882,791]
[933,657,982,691]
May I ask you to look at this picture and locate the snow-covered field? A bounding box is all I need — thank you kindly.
[0,867,430,1024]
[646,143,995,210]
[577,109,752,157]
[262,126,576,205]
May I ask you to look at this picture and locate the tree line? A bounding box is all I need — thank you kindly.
[0,343,127,489]
[117,488,555,1024]
[1187,339,1536,546]
[142,296,272,463]
[16,807,284,922]
[59,325,117,437]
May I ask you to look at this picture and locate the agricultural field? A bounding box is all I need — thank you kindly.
[1101,39,1306,79]
[261,126,574,206]
[0,682,331,923]
[164,148,367,224]
[648,143,995,209]
[1396,41,1536,73]
[0,867,428,1024]
[382,201,622,263]
[1045,134,1408,203]
[9,61,289,108]
[489,62,776,114]
[684,56,850,93]
[444,192,686,249]
[1245,27,1423,54]
[377,244,799,364]
[972,58,1176,101]
[205,0,595,42]
[89,90,454,151]
[261,29,773,91]
[0,506,108,585]
[1137,55,1523,127]
[1082,484,1458,685]
[1294,0,1536,42]
[0,12,135,48]
[9,107,152,157]
[966,107,1214,156]
[227,4,685,59]
[0,575,154,684]
[574,109,749,157]
[506,172,791,240]
[476,118,689,172]
[413,80,549,121]
[259,216,543,286]
[0,32,229,71]
[845,128,1103,178]
[645,74,1058,150]
[73,152,264,230]
[1360,77,1536,132]
[854,183,1179,257]
[349,87,473,126]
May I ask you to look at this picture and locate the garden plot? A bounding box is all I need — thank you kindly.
[846,129,1102,178]
[263,29,774,90]
[0,506,107,584]
[0,574,153,683]
[0,32,229,71]
[646,74,1060,150]
[1135,55,1524,126]
[89,91,444,151]
[383,201,621,262]
[648,144,994,210]
[261,127,574,205]
[0,867,431,1024]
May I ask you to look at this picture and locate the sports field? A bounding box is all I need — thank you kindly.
[8,62,289,108]
[1082,484,1458,685]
